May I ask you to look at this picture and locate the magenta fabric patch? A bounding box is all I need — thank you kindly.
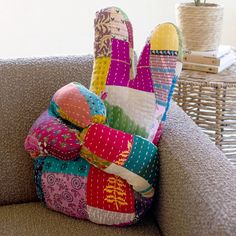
[152,124,163,144]
[111,38,130,63]
[106,38,130,86]
[42,172,88,219]
[25,111,81,160]
[137,43,150,67]
[106,60,129,86]
[129,43,154,92]
[129,67,154,92]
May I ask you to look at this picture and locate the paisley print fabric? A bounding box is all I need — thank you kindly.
[94,10,111,57]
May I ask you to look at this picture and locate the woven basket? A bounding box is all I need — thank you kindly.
[176,3,224,51]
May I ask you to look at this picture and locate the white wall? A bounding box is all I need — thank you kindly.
[0,0,235,58]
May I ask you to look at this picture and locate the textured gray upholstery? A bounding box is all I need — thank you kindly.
[0,202,160,236]
[0,55,235,236]
[157,102,236,235]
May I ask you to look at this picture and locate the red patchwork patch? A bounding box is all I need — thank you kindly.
[86,166,135,213]
[83,124,133,165]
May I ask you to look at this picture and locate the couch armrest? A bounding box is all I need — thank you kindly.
[155,102,236,235]
[0,55,93,205]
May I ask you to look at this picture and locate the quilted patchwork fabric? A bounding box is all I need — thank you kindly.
[34,156,153,225]
[24,6,182,227]
[25,83,106,161]
[51,82,106,127]
[25,111,82,160]
[25,82,159,225]
[80,123,158,197]
[90,7,183,145]
[42,172,89,219]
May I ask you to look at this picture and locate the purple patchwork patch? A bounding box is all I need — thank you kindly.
[133,192,153,223]
[42,172,88,219]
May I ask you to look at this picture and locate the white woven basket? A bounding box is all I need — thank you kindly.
[176,3,224,51]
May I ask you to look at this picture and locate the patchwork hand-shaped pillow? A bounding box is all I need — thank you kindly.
[25,6,182,226]
[90,7,183,144]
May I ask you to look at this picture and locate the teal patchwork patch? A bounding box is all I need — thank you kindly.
[124,136,158,185]
[42,156,90,177]
[34,157,45,201]
[77,83,106,118]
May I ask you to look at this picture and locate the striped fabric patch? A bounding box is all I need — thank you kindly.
[150,53,177,106]
[151,50,178,56]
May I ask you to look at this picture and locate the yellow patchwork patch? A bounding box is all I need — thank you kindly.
[80,146,110,169]
[115,140,132,166]
[91,114,106,124]
[150,23,179,51]
[104,176,128,210]
[76,127,88,143]
[90,57,111,96]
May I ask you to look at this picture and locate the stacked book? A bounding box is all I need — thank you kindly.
[183,45,235,73]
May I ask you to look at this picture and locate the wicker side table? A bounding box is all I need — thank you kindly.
[173,60,236,166]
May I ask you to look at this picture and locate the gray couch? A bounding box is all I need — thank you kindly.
[0,55,235,236]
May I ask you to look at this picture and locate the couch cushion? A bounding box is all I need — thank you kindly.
[0,202,160,236]
[0,56,93,205]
